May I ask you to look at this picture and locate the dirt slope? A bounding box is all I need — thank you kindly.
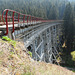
[0,39,75,75]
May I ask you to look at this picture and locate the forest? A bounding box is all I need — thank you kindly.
[0,0,73,19]
[0,0,75,67]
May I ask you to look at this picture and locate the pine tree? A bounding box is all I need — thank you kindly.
[49,6,59,20]
[63,3,74,53]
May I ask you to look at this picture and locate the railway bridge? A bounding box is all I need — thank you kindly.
[0,9,63,65]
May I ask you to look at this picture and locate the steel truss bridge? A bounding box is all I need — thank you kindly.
[0,9,63,65]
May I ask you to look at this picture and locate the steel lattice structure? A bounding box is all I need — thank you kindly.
[0,9,63,65]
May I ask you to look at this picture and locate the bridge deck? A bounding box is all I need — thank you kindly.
[0,21,41,30]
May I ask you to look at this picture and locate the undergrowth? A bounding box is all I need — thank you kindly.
[28,51,32,57]
[2,36,16,47]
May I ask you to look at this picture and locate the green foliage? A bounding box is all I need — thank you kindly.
[63,3,74,51]
[22,72,32,75]
[71,51,75,61]
[2,36,16,47]
[62,53,74,67]
[0,60,2,65]
[10,40,16,47]
[72,70,75,72]
[49,6,59,20]
[61,2,75,68]
[57,57,61,62]
[17,54,21,58]
[8,55,13,60]
[23,65,34,75]
[0,0,70,19]
[0,51,3,55]
[10,52,14,55]
[2,36,11,41]
[28,51,32,57]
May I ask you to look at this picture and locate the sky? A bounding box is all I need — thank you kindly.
[68,0,75,2]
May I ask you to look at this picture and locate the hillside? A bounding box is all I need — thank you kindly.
[0,0,70,19]
[0,38,75,75]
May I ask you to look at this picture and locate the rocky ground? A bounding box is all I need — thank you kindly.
[0,38,75,75]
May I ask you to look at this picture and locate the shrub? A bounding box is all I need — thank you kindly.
[2,36,16,47]
[2,36,11,41]
[71,51,75,61]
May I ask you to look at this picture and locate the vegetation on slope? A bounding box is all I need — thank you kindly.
[0,38,75,75]
[0,0,72,19]
[0,0,75,74]
[62,2,75,67]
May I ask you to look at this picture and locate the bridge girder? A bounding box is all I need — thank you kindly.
[4,22,63,65]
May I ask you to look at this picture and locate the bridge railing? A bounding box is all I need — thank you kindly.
[1,9,64,35]
[0,15,2,22]
[2,9,43,35]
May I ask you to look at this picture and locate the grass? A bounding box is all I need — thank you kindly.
[0,38,75,75]
[72,70,75,72]
[0,51,3,55]
[28,51,32,57]
[22,72,32,75]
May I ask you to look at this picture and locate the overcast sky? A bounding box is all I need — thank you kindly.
[68,0,75,1]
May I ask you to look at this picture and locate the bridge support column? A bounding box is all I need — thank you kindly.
[32,34,44,61]
[6,28,15,40]
[50,25,62,65]
[15,22,63,65]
